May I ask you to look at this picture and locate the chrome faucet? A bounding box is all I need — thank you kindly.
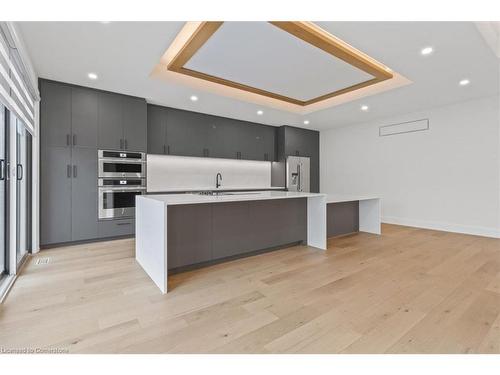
[216,172,222,189]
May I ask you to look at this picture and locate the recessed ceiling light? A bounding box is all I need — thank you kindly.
[303,120,310,125]
[361,105,369,111]
[87,72,98,80]
[459,79,470,86]
[257,110,264,115]
[190,95,198,102]
[100,21,111,24]
[421,46,433,56]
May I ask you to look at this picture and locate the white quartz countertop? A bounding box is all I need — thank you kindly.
[147,186,285,193]
[140,191,326,206]
[325,193,379,204]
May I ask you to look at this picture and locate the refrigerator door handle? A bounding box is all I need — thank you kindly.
[297,163,301,192]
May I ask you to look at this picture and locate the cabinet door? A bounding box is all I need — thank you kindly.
[123,97,147,152]
[167,204,212,269]
[71,86,98,148]
[147,105,167,154]
[40,147,72,246]
[166,108,209,157]
[71,148,98,241]
[212,202,251,259]
[240,122,275,161]
[98,92,123,150]
[40,81,71,149]
[209,117,241,159]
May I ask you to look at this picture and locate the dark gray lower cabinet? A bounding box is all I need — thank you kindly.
[167,199,307,270]
[167,204,212,268]
[212,202,252,259]
[98,218,135,238]
[249,199,307,249]
[40,147,72,245]
[71,148,98,241]
[327,201,359,237]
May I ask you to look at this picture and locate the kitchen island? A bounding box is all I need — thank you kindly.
[136,191,326,293]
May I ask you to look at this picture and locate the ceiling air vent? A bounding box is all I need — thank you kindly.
[379,119,429,137]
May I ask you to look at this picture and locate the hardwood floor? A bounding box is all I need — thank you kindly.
[1,224,500,353]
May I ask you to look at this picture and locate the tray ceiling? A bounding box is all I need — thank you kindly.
[165,21,395,107]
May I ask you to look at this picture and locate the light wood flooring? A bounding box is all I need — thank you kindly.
[1,224,500,353]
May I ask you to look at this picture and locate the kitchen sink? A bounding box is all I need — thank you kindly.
[195,191,263,196]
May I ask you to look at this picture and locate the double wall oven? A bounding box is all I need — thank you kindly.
[98,150,146,220]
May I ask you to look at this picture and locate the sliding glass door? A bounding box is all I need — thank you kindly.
[0,103,6,280]
[16,118,31,264]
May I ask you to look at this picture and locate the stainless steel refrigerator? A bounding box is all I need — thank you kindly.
[286,156,310,192]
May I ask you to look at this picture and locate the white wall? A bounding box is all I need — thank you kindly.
[147,154,272,192]
[320,95,500,237]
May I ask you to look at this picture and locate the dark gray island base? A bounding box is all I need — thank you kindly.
[167,199,307,273]
[136,191,327,293]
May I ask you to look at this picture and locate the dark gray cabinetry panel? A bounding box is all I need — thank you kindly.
[249,198,307,249]
[71,148,98,241]
[98,218,135,238]
[147,105,167,154]
[276,126,320,193]
[71,87,98,148]
[40,147,72,245]
[167,204,212,269]
[212,202,252,259]
[166,108,209,157]
[98,92,123,150]
[40,81,71,148]
[147,105,275,161]
[167,199,307,270]
[123,96,147,151]
[327,201,359,237]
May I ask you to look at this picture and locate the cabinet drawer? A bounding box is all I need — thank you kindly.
[98,218,135,238]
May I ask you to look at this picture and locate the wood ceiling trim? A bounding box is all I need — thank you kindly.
[167,21,394,107]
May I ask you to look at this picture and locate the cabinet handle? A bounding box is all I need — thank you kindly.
[73,165,77,178]
[72,134,76,146]
[295,150,300,156]
[167,145,170,155]
[66,134,71,146]
[0,159,5,180]
[16,164,23,180]
[116,222,131,226]
[67,164,71,178]
[124,139,128,150]
[162,144,166,154]
[264,153,268,161]
[236,151,241,159]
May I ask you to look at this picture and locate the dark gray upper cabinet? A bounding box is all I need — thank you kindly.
[166,108,209,157]
[148,105,276,162]
[40,81,71,148]
[122,96,147,152]
[71,86,98,148]
[98,92,123,150]
[40,146,72,246]
[71,148,98,241]
[147,105,167,154]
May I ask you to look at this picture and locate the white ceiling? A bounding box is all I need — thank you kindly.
[17,21,500,131]
[185,22,374,101]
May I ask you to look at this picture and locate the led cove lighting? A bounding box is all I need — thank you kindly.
[257,110,264,115]
[87,72,98,80]
[361,105,369,111]
[421,47,433,55]
[459,79,470,86]
[303,120,310,125]
[190,95,198,102]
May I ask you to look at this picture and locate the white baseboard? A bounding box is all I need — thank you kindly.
[382,216,500,239]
